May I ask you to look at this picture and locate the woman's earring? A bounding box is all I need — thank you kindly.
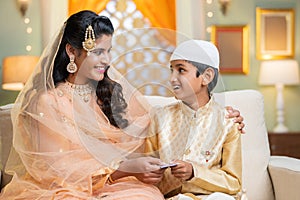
[66,55,77,73]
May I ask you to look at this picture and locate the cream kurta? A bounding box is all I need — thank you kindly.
[145,97,242,196]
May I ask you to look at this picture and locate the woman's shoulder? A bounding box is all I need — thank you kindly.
[37,87,65,107]
[38,88,56,100]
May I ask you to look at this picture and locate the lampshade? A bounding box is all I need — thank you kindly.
[259,60,300,86]
[2,55,39,90]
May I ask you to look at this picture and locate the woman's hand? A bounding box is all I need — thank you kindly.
[134,168,165,185]
[226,106,245,133]
[115,157,165,185]
[170,160,194,181]
[118,157,162,173]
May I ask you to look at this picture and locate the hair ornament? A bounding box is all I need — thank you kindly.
[82,25,96,56]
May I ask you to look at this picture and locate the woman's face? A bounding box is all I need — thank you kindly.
[72,34,112,84]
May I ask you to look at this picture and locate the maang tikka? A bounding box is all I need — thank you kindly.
[82,25,96,56]
[66,55,77,73]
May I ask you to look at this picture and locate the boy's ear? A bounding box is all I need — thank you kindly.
[202,68,215,85]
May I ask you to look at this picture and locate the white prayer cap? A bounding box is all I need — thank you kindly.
[170,40,219,69]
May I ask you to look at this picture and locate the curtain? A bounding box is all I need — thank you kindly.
[68,0,110,16]
[68,0,176,45]
[132,0,176,45]
[132,0,176,30]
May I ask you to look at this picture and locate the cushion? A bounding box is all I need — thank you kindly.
[214,90,274,200]
[268,156,300,200]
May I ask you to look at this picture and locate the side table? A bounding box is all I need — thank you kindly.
[268,132,300,159]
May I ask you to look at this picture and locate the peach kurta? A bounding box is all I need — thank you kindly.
[0,83,164,200]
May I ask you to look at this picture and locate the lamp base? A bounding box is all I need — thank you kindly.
[273,123,288,133]
[272,83,288,133]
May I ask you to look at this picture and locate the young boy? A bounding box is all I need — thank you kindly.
[145,40,242,199]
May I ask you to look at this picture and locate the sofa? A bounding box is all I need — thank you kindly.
[1,89,300,199]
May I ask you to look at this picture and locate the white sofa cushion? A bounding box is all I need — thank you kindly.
[214,90,274,200]
[268,156,300,200]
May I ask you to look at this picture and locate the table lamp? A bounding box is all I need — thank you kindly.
[2,55,39,91]
[259,60,300,133]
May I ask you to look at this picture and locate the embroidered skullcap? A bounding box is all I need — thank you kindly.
[170,40,220,69]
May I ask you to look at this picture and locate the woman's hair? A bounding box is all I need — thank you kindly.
[53,10,128,128]
[187,60,219,95]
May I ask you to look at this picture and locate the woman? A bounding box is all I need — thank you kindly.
[0,10,164,199]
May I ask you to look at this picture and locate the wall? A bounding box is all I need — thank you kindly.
[205,0,300,132]
[177,0,300,132]
[0,0,42,105]
[0,0,299,132]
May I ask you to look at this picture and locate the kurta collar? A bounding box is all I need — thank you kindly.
[179,95,215,118]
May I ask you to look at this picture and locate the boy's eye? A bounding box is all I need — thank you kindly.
[179,68,185,73]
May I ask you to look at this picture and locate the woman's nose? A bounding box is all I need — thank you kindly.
[100,53,110,64]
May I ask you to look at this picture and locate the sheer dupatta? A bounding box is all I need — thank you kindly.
[3,23,152,198]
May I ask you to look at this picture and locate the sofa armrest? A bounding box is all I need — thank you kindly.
[0,103,14,189]
[268,156,300,200]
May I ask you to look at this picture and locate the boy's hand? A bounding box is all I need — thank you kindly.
[170,160,194,181]
[226,106,245,133]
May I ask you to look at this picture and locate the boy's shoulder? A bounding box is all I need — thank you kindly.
[153,101,181,112]
[149,102,182,126]
[150,101,181,119]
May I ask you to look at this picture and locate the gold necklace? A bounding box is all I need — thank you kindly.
[64,80,93,103]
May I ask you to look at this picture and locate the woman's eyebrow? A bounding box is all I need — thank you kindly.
[92,48,105,51]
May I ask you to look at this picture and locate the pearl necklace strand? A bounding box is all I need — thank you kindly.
[64,80,93,103]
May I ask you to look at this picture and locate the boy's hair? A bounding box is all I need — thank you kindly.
[187,60,219,94]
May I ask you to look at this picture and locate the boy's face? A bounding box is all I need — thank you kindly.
[169,60,204,103]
